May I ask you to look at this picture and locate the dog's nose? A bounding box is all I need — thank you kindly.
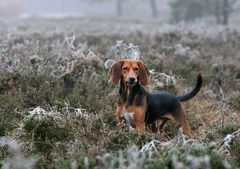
[128,77,136,83]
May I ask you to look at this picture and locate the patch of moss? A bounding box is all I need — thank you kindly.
[104,131,151,151]
[164,123,179,138]
[235,69,240,79]
[22,115,72,158]
[0,95,22,136]
[209,151,225,169]
[0,145,11,161]
[230,137,240,167]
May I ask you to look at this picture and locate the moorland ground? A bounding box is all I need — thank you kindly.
[0,18,240,168]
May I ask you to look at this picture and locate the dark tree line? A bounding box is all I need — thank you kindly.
[116,0,159,18]
[169,0,239,25]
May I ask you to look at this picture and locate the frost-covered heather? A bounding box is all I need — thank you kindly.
[1,18,240,77]
[0,137,37,169]
[92,128,240,169]
[0,18,240,168]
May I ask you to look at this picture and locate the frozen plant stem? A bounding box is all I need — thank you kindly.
[217,128,240,154]
[212,63,226,133]
[218,79,225,132]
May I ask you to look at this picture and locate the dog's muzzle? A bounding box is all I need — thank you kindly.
[127,76,137,86]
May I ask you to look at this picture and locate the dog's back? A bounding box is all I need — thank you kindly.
[146,92,181,124]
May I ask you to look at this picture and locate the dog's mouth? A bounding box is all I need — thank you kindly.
[126,77,138,86]
[126,81,137,86]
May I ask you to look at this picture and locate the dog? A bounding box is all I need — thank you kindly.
[109,59,202,138]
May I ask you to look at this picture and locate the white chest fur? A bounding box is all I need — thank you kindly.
[124,112,136,128]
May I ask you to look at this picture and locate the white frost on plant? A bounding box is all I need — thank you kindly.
[105,41,141,70]
[171,154,185,169]
[63,101,90,119]
[104,59,116,69]
[63,33,76,50]
[175,127,189,145]
[186,155,210,169]
[0,137,37,169]
[97,145,145,169]
[25,106,64,124]
[140,140,160,158]
[217,128,240,155]
[113,40,141,60]
[174,44,190,57]
[94,128,240,169]
[140,140,159,153]
[151,70,177,88]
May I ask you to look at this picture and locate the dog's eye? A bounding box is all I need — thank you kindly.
[122,67,129,71]
[134,67,139,71]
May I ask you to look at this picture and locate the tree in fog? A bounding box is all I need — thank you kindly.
[116,0,160,18]
[170,0,239,25]
[150,0,158,18]
[221,0,238,25]
[169,0,205,22]
[211,0,238,25]
[116,0,123,16]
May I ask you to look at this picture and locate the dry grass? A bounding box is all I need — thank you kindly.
[0,18,240,168]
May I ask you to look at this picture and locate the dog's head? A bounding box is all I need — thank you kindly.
[109,59,150,86]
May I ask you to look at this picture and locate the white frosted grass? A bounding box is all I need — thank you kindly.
[151,70,177,88]
[0,33,101,78]
[20,104,89,130]
[174,44,190,57]
[156,22,240,41]
[96,145,145,169]
[0,137,37,169]
[104,59,116,69]
[1,20,240,78]
[63,33,76,50]
[104,41,141,70]
[22,107,65,128]
[63,101,90,119]
[112,40,141,60]
[217,128,240,155]
[187,155,211,169]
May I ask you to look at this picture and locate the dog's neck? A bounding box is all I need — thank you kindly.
[119,79,145,106]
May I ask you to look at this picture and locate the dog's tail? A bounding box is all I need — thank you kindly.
[177,73,202,102]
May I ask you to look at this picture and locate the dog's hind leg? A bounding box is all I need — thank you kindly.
[177,116,192,138]
[176,105,192,138]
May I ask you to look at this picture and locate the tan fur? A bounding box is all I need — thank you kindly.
[137,60,151,86]
[109,59,194,138]
[109,61,123,84]
[109,59,150,86]
[115,104,126,121]
[127,105,147,134]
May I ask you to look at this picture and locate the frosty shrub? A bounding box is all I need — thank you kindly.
[0,18,239,168]
[19,107,72,159]
[0,137,37,169]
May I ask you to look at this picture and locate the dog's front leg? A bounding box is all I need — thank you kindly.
[115,104,125,122]
[127,106,146,134]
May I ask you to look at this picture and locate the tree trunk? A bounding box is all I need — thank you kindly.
[215,0,221,24]
[222,0,229,25]
[150,0,158,18]
[117,0,123,16]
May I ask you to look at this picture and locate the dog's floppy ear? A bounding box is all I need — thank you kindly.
[109,61,123,84]
[138,61,150,86]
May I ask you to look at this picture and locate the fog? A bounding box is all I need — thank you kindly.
[0,0,169,19]
[0,0,239,24]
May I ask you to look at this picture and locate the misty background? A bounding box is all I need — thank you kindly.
[0,0,240,24]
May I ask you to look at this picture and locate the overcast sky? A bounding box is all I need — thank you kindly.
[0,0,170,19]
